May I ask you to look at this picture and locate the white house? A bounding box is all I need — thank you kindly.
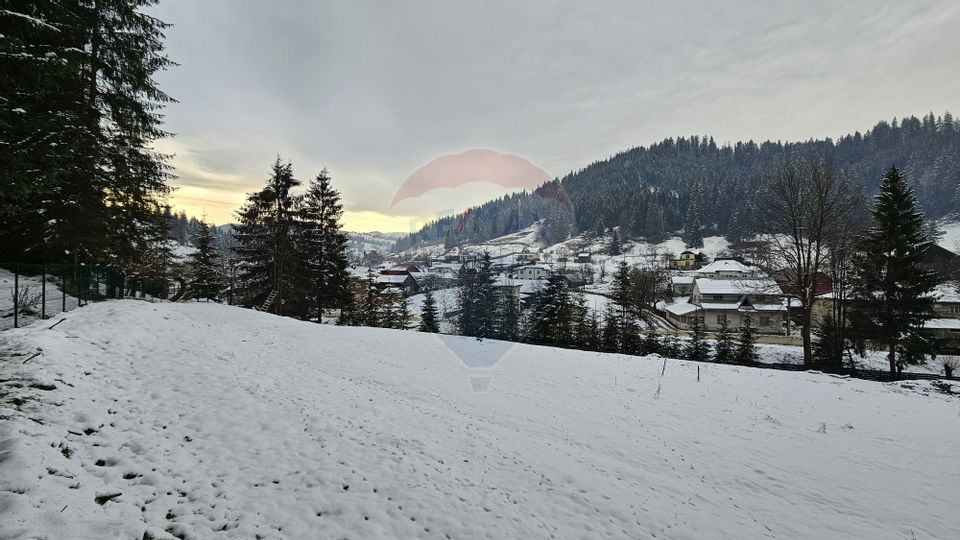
[694,259,758,278]
[516,247,540,263]
[663,262,786,333]
[515,264,552,280]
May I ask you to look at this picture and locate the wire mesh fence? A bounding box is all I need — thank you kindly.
[0,263,180,330]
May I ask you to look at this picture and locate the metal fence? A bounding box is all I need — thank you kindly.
[1,263,179,330]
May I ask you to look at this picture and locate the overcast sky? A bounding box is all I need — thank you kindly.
[150,0,960,231]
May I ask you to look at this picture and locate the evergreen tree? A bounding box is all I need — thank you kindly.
[493,291,521,341]
[713,317,735,363]
[528,274,575,346]
[233,157,302,316]
[419,289,440,333]
[642,323,661,356]
[660,332,682,359]
[735,315,758,364]
[601,304,621,352]
[685,313,711,362]
[608,230,621,256]
[188,221,222,301]
[812,316,848,370]
[457,253,496,338]
[0,1,175,266]
[300,169,350,321]
[849,167,941,377]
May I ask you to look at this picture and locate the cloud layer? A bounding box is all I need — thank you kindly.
[149,0,960,230]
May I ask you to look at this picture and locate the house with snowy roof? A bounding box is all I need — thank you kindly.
[669,250,708,270]
[516,247,540,263]
[515,264,552,280]
[663,261,786,333]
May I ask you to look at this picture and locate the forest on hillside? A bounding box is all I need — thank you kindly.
[394,113,960,251]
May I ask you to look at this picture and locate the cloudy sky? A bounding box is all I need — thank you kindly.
[150,0,960,232]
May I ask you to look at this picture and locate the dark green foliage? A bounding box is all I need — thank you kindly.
[735,315,758,364]
[300,169,350,321]
[527,274,576,347]
[0,1,175,266]
[493,291,521,341]
[849,167,941,376]
[188,221,222,301]
[457,253,496,338]
[601,304,621,352]
[685,315,711,362]
[659,333,683,359]
[419,290,440,333]
[233,157,303,316]
[713,317,735,363]
[642,324,661,356]
[608,231,621,256]
[812,316,849,371]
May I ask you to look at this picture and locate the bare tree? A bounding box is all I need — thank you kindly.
[757,157,861,368]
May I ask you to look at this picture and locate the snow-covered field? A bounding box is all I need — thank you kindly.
[2,301,958,539]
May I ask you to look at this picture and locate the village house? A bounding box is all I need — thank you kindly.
[663,260,786,333]
[515,264,552,280]
[575,252,592,263]
[668,250,708,270]
[375,264,425,295]
[516,247,540,263]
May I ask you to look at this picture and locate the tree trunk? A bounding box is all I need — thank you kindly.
[888,342,897,380]
[801,309,813,369]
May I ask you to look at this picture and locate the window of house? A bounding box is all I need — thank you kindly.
[716,314,726,324]
[712,295,723,301]
[760,316,771,326]
[950,304,960,314]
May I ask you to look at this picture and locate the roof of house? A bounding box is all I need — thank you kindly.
[696,259,756,276]
[671,275,695,285]
[375,274,411,285]
[664,300,699,316]
[924,318,960,330]
[935,284,960,303]
[694,277,781,296]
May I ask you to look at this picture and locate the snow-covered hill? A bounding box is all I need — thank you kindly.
[346,231,406,256]
[2,302,958,539]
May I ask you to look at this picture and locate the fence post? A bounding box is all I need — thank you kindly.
[13,263,19,328]
[41,264,46,319]
[62,265,67,313]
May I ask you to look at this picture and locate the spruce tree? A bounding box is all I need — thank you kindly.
[457,254,496,338]
[188,221,222,301]
[419,289,440,333]
[233,157,302,315]
[528,274,574,346]
[642,323,661,356]
[850,167,941,377]
[713,317,735,363]
[608,231,621,256]
[0,1,175,265]
[685,313,711,362]
[601,304,621,352]
[494,292,521,341]
[300,169,350,322]
[735,315,758,364]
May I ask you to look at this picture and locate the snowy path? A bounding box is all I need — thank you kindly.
[1,301,958,539]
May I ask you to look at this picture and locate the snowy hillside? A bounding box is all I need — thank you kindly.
[346,231,406,256]
[2,302,958,539]
[938,219,960,252]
